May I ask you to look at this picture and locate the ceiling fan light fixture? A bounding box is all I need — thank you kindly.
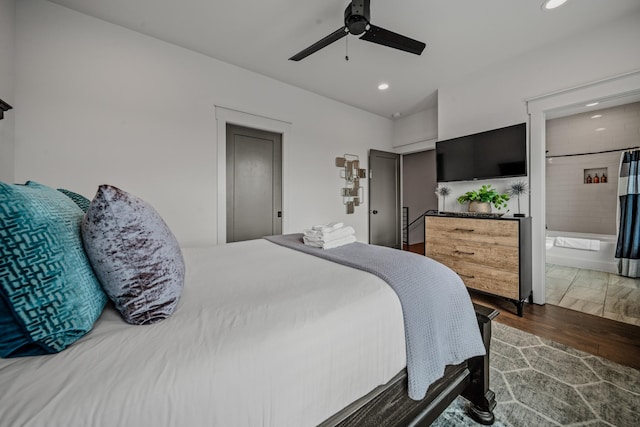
[542,0,568,10]
[289,0,426,61]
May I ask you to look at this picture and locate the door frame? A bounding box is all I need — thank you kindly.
[368,149,401,248]
[215,106,292,244]
[527,70,640,305]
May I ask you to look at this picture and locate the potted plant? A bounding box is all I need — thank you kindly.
[507,180,528,217]
[457,184,509,213]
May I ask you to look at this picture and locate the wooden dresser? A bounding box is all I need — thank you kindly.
[425,215,532,316]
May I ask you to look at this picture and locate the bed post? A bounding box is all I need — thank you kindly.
[462,304,498,425]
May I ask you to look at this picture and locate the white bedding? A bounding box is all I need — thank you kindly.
[0,239,406,427]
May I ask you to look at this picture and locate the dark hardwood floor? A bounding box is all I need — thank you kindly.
[470,292,640,370]
[404,242,640,370]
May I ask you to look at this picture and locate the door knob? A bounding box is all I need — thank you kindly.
[372,210,378,214]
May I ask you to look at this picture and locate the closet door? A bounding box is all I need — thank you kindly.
[369,149,400,248]
[226,124,282,243]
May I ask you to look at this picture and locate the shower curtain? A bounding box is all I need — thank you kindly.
[615,150,640,277]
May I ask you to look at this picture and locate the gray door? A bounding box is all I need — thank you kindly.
[369,149,401,248]
[226,124,282,243]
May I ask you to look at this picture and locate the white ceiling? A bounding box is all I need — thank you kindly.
[47,0,640,119]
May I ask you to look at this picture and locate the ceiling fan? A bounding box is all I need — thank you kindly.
[289,0,426,61]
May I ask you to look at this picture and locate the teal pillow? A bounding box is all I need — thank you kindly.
[0,181,107,358]
[57,188,91,213]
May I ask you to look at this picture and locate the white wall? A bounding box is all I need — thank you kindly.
[392,107,438,154]
[14,0,394,246]
[438,12,640,141]
[0,0,15,182]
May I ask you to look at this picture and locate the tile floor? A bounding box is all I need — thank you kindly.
[546,263,640,326]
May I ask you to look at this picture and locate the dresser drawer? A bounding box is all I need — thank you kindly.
[426,238,519,273]
[429,257,520,300]
[426,216,519,247]
[423,215,532,316]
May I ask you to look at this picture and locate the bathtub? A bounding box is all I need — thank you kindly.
[545,230,617,273]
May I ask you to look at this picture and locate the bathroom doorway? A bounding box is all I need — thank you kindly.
[544,101,640,326]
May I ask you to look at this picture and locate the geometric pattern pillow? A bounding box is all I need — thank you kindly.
[57,188,91,213]
[81,185,185,325]
[0,181,107,358]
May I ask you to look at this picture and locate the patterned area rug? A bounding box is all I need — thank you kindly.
[433,323,640,427]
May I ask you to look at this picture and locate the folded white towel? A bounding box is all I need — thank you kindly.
[311,222,344,233]
[303,226,356,243]
[554,237,600,251]
[303,234,357,249]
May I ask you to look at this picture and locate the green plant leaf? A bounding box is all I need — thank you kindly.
[457,184,510,209]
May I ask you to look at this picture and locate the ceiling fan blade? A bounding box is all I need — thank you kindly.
[289,27,348,61]
[360,24,425,56]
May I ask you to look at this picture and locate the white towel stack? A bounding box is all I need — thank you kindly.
[303,222,357,249]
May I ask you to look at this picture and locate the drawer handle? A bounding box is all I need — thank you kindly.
[459,274,475,279]
[453,228,475,232]
[454,250,475,255]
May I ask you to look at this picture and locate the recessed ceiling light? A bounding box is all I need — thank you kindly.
[586,102,599,107]
[591,114,603,119]
[595,128,606,131]
[542,0,568,10]
[378,83,389,91]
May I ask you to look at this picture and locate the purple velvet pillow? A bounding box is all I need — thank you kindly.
[81,185,185,325]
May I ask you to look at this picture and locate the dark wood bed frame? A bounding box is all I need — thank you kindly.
[320,303,498,426]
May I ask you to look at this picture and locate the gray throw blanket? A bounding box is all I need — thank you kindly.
[265,234,486,400]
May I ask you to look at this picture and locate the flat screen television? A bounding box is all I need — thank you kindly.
[436,123,527,182]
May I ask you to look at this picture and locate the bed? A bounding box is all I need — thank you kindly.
[0,182,496,427]
[0,237,496,426]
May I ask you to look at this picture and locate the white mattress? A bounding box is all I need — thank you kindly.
[0,239,406,427]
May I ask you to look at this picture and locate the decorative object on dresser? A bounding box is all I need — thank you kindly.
[425,214,532,316]
[336,154,366,214]
[456,185,509,213]
[506,179,528,217]
[435,184,451,212]
[0,98,12,120]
